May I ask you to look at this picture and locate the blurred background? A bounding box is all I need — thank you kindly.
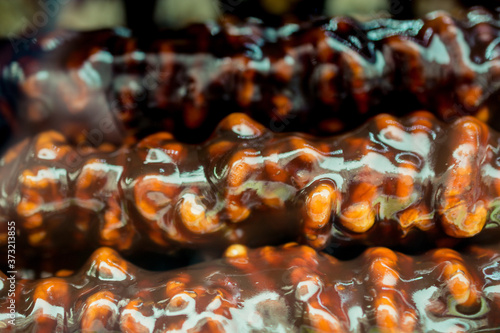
[0,0,498,38]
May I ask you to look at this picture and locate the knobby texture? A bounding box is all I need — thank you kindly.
[1,243,500,332]
[1,112,499,259]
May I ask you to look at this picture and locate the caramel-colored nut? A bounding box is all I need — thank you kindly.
[433,249,480,308]
[216,113,266,139]
[179,193,220,234]
[226,149,259,223]
[81,291,119,331]
[305,183,338,230]
[440,119,489,238]
[224,244,248,259]
[399,205,433,231]
[264,148,289,183]
[34,131,72,161]
[440,201,487,238]
[374,295,399,333]
[102,197,134,250]
[340,182,377,233]
[32,278,70,331]
[120,299,150,333]
[134,176,179,220]
[207,140,236,157]
[88,247,129,281]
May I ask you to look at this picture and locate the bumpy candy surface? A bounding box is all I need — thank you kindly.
[1,8,500,145]
[1,243,500,332]
[1,111,500,260]
[2,8,500,332]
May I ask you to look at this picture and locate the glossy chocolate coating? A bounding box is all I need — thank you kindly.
[1,111,500,259]
[1,8,500,146]
[1,243,500,332]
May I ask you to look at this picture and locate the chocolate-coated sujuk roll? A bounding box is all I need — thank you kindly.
[1,243,500,332]
[1,111,500,258]
[1,8,500,146]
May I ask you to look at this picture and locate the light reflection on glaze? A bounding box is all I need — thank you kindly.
[1,244,500,332]
[2,112,500,257]
[1,9,500,145]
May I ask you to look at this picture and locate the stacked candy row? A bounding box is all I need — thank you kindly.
[1,112,499,260]
[2,7,500,332]
[1,243,499,332]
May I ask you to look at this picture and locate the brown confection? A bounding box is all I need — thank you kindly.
[1,112,499,259]
[1,8,499,146]
[1,243,499,332]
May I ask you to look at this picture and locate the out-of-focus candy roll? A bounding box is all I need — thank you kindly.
[1,8,500,147]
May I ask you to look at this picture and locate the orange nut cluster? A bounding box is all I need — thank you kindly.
[1,243,499,332]
[1,111,500,258]
[1,8,500,144]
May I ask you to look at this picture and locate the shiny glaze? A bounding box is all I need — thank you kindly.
[1,8,500,145]
[1,243,500,332]
[1,112,500,258]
